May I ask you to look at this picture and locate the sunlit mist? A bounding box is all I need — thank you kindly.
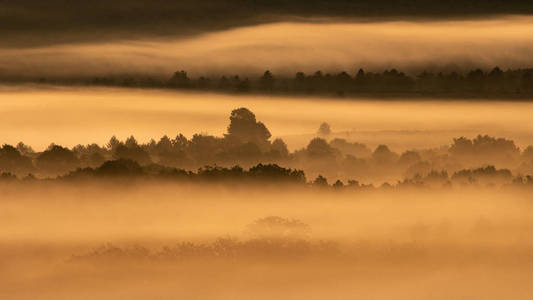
[3,4,533,299]
[2,17,533,79]
[1,85,533,151]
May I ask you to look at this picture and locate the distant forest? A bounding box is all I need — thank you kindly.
[20,67,533,99]
[3,107,533,189]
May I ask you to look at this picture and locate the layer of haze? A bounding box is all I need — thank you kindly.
[2,85,533,151]
[4,7,533,299]
[2,17,533,79]
[2,183,533,299]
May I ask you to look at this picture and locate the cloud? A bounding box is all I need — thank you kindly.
[2,17,533,79]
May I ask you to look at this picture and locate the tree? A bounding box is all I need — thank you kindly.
[226,108,271,150]
[248,163,306,183]
[449,135,520,166]
[95,159,144,177]
[333,180,344,189]
[295,72,306,84]
[355,68,365,80]
[313,175,329,187]
[230,141,262,163]
[522,146,533,161]
[522,71,533,92]
[168,70,190,88]
[271,138,289,158]
[317,122,332,136]
[36,145,80,175]
[259,70,275,92]
[0,144,33,174]
[125,135,139,148]
[16,142,34,156]
[106,136,122,151]
[329,138,370,157]
[372,145,398,164]
[156,135,173,153]
[114,144,151,165]
[306,138,336,159]
[189,134,223,165]
[173,134,189,150]
[398,150,422,166]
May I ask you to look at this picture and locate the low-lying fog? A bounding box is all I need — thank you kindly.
[4,11,533,300]
[2,16,533,78]
[2,183,533,300]
[1,85,533,151]
[3,183,533,243]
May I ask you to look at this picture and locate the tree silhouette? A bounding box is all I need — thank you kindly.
[329,138,370,157]
[259,70,275,92]
[226,107,271,150]
[36,145,80,175]
[372,145,398,164]
[317,122,332,137]
[168,70,190,88]
[313,174,329,187]
[113,137,152,165]
[398,150,422,166]
[270,138,289,158]
[306,138,337,159]
[96,159,144,177]
[0,144,33,174]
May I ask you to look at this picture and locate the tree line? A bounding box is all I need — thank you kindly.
[3,107,533,186]
[3,157,533,191]
[23,67,533,98]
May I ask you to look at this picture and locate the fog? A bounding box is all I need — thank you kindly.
[2,182,533,300]
[2,17,533,79]
[3,183,533,243]
[4,2,533,298]
[2,85,533,151]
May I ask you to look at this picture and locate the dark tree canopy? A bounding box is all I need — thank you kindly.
[306,138,337,159]
[36,145,80,174]
[226,108,272,149]
[0,144,33,174]
[2,107,533,188]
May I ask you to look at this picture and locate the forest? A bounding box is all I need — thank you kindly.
[2,107,533,190]
[17,67,533,99]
